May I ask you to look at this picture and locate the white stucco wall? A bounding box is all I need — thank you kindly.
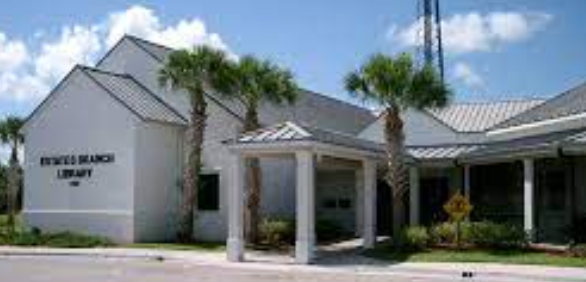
[98,40,302,242]
[97,38,191,116]
[23,69,139,243]
[134,122,184,242]
[359,109,486,146]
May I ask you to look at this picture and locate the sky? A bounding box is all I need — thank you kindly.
[0,0,585,120]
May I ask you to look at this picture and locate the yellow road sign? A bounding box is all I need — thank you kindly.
[443,191,472,221]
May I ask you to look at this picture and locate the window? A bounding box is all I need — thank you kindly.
[197,174,219,211]
[321,197,352,210]
[338,198,352,209]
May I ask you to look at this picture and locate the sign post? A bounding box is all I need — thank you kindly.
[443,190,473,249]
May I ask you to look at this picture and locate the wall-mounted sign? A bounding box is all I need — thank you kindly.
[40,153,115,186]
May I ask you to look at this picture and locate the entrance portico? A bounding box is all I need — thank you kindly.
[225,122,382,264]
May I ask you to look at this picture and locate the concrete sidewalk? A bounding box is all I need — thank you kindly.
[0,246,584,282]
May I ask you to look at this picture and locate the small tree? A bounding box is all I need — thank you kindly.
[159,46,233,242]
[345,53,450,240]
[224,55,298,243]
[0,116,24,234]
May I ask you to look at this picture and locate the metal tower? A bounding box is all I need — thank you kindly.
[417,0,445,83]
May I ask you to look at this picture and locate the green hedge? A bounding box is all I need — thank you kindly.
[258,218,346,246]
[0,229,112,248]
[400,226,430,250]
[259,218,295,246]
[570,244,586,258]
[403,221,528,250]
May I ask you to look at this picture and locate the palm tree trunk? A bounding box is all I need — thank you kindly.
[384,106,408,241]
[7,146,18,235]
[243,109,261,244]
[177,97,207,243]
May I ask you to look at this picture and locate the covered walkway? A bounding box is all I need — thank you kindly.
[224,122,384,264]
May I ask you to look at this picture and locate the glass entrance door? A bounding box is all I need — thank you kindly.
[536,159,572,243]
[420,177,450,226]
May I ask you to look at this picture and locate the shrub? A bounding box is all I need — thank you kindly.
[570,244,586,258]
[430,222,458,245]
[316,218,345,242]
[429,221,526,249]
[400,226,430,250]
[42,232,112,248]
[11,232,42,246]
[259,218,295,246]
[467,221,527,249]
[0,229,112,248]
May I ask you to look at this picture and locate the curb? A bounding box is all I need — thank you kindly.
[0,247,584,282]
[0,248,165,261]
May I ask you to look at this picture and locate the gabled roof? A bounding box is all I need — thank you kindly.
[227,121,384,153]
[122,35,375,134]
[427,99,544,133]
[493,82,586,130]
[126,35,173,62]
[81,66,187,125]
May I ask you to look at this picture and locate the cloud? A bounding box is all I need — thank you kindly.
[388,11,552,54]
[104,5,229,51]
[35,25,102,83]
[452,62,484,88]
[0,5,230,103]
[0,33,28,73]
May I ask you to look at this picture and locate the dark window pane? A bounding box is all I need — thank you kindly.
[338,198,352,209]
[323,198,337,209]
[198,174,219,211]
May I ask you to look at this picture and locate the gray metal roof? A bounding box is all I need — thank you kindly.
[427,99,543,133]
[229,121,481,160]
[229,121,384,153]
[81,66,187,125]
[128,35,173,62]
[408,144,480,160]
[493,82,586,130]
[462,128,586,160]
[124,36,375,135]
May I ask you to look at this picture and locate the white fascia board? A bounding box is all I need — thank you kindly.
[228,140,383,161]
[488,112,586,138]
[22,209,134,216]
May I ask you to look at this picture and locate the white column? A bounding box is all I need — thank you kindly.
[363,159,377,249]
[295,151,315,264]
[523,158,535,241]
[227,153,245,262]
[409,167,420,226]
[355,169,364,237]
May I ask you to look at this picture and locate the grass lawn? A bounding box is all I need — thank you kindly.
[366,247,586,268]
[126,242,225,252]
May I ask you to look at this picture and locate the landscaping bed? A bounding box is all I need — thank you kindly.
[366,221,586,268]
[366,246,586,268]
[127,242,224,252]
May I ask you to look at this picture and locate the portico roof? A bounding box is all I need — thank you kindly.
[225,122,480,161]
[225,122,384,159]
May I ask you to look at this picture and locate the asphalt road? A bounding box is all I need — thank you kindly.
[0,255,566,282]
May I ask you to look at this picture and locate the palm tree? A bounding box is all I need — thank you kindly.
[0,116,24,234]
[224,55,298,243]
[345,53,450,240]
[159,46,233,242]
